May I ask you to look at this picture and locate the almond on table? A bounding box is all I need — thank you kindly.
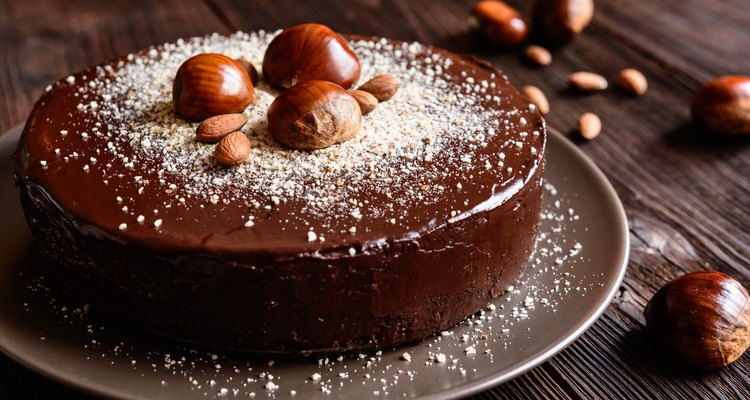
[568,71,608,92]
[617,68,648,95]
[524,45,552,66]
[579,112,602,140]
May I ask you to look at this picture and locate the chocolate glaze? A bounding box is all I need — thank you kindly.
[14,34,546,353]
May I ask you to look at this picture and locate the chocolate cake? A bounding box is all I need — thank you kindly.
[13,31,546,353]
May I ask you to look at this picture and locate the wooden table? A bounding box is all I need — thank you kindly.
[1,0,749,398]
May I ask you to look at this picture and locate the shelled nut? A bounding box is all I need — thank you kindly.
[568,71,608,92]
[214,131,251,166]
[578,112,601,140]
[524,45,553,66]
[522,85,550,115]
[617,68,648,95]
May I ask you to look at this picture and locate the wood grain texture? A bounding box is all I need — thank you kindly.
[1,0,749,398]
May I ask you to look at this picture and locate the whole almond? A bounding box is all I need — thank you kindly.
[196,114,248,143]
[348,89,378,115]
[579,112,601,140]
[215,131,251,166]
[524,45,552,66]
[357,74,399,101]
[618,68,648,95]
[568,71,608,92]
[521,85,550,114]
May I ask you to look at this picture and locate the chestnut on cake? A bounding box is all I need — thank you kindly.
[14,26,546,353]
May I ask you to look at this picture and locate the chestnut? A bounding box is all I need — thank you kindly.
[469,1,528,46]
[691,75,750,136]
[173,53,255,122]
[644,270,750,369]
[262,23,361,89]
[267,80,362,150]
[235,57,260,85]
[532,0,594,42]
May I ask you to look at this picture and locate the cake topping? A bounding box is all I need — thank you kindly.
[262,24,361,89]
[172,53,256,121]
[235,57,259,85]
[348,89,378,115]
[25,31,544,246]
[267,80,362,150]
[196,113,249,143]
[356,74,400,101]
[214,132,251,166]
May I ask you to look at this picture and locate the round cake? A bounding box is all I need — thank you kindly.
[14,31,546,353]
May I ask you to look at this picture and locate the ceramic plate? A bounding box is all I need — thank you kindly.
[0,124,628,399]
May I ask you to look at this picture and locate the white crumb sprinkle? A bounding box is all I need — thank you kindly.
[63,31,541,239]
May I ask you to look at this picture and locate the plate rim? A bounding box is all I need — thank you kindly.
[439,128,630,400]
[0,123,629,400]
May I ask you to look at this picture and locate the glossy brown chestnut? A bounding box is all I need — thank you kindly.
[235,57,260,85]
[469,1,528,46]
[267,80,362,150]
[173,53,255,122]
[691,75,750,136]
[532,0,594,42]
[262,23,361,89]
[645,270,750,370]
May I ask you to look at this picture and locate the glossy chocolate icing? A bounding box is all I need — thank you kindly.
[14,33,546,353]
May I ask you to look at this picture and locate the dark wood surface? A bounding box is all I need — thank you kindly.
[1,0,749,398]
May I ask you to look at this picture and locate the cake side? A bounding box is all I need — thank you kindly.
[16,160,543,352]
[14,31,546,352]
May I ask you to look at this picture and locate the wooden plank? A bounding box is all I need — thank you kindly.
[595,0,750,81]
[0,0,229,133]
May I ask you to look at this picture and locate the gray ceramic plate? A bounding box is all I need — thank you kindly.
[0,124,628,400]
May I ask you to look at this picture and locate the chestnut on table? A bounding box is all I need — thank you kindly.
[645,271,750,370]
